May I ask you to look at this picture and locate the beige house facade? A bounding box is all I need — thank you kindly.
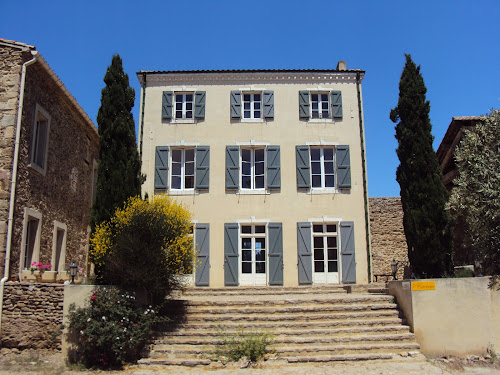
[138,63,370,287]
[0,39,99,284]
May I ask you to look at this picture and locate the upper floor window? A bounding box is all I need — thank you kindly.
[296,145,351,191]
[30,104,51,175]
[299,90,343,121]
[231,90,274,121]
[154,145,209,193]
[226,145,280,193]
[162,91,206,122]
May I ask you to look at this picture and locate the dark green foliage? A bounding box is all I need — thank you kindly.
[390,54,454,278]
[91,54,144,230]
[67,288,164,369]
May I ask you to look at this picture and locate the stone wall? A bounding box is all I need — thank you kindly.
[369,197,410,280]
[8,56,99,277]
[1,283,64,349]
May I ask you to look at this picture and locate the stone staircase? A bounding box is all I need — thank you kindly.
[138,285,419,367]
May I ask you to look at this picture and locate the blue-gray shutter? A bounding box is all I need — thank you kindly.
[194,91,206,119]
[263,91,274,119]
[225,146,239,190]
[224,223,239,286]
[162,91,173,120]
[330,91,342,119]
[154,146,169,190]
[268,223,283,286]
[297,222,312,285]
[195,224,210,286]
[341,221,356,284]
[296,145,310,189]
[195,146,210,190]
[266,146,281,190]
[299,91,310,119]
[337,145,351,189]
[230,90,241,119]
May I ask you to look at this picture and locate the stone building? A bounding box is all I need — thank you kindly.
[0,39,98,283]
[137,63,371,287]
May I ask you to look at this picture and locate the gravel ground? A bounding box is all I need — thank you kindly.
[1,350,500,375]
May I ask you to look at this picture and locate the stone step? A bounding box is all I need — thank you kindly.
[181,286,347,296]
[137,358,211,367]
[164,325,410,338]
[182,309,400,322]
[285,353,394,363]
[153,332,416,346]
[162,317,404,331]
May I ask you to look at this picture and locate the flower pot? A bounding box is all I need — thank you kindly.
[41,271,57,283]
[21,270,37,283]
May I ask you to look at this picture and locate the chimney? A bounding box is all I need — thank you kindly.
[336,61,346,71]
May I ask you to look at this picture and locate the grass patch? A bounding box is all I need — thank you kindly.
[215,329,273,363]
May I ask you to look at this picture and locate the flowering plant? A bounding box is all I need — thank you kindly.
[29,262,52,273]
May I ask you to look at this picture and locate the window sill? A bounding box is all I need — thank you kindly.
[170,119,197,124]
[307,188,338,195]
[239,118,265,123]
[307,118,335,124]
[168,190,199,196]
[28,162,47,176]
[236,190,270,195]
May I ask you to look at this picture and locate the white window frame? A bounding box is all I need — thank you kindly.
[310,92,331,120]
[310,147,336,190]
[311,222,341,284]
[29,104,51,175]
[51,221,67,274]
[240,147,266,191]
[173,92,195,122]
[242,92,263,120]
[170,147,196,191]
[19,208,42,273]
[239,223,268,286]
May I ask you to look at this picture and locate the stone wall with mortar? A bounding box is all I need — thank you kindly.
[1,282,64,349]
[369,197,410,280]
[0,45,32,276]
[7,56,98,277]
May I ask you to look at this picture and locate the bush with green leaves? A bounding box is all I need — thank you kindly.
[216,330,273,363]
[67,287,163,369]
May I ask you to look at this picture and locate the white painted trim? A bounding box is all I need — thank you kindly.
[19,207,42,273]
[308,119,335,124]
[236,217,271,224]
[308,217,343,223]
[168,190,199,196]
[306,140,339,146]
[164,141,200,147]
[307,189,339,195]
[171,86,197,92]
[237,190,270,195]
[238,118,265,123]
[238,85,266,91]
[236,140,270,146]
[171,119,197,124]
[51,221,67,273]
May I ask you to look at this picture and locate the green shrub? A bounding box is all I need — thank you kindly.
[67,287,164,369]
[216,330,273,363]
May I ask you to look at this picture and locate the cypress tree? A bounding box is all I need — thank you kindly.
[390,54,453,278]
[91,54,144,230]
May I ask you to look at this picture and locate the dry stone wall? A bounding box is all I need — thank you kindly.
[1,283,64,349]
[369,197,410,280]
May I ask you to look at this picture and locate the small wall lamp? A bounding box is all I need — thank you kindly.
[69,261,78,284]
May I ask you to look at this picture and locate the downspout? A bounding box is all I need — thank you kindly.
[356,71,372,282]
[139,73,146,161]
[0,51,39,334]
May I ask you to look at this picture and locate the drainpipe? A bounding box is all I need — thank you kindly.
[139,73,146,161]
[356,71,372,282]
[0,50,39,335]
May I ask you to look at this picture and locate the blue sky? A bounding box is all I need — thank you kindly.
[1,1,498,197]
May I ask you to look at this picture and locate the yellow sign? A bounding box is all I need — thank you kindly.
[411,281,436,291]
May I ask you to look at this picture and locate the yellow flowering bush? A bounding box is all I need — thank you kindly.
[90,195,194,303]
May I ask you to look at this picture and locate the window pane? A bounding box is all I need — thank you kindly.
[254,94,261,101]
[185,176,194,189]
[255,162,264,175]
[321,94,328,101]
[324,148,334,160]
[313,225,323,233]
[255,225,265,233]
[314,237,323,249]
[186,111,193,118]
[328,249,338,261]
[310,149,320,161]
[312,175,321,188]
[326,224,337,233]
[311,94,318,101]
[242,162,251,176]
[322,102,329,110]
[172,150,182,162]
[255,176,264,189]
[327,236,337,248]
[175,94,183,102]
[256,262,266,273]
[244,111,251,118]
[312,102,318,110]
[176,102,183,110]
[244,102,251,110]
[242,249,252,261]
[311,161,321,174]
[185,149,194,161]
[254,111,261,118]
[244,94,250,101]
[315,261,324,272]
[254,148,264,161]
[255,249,265,261]
[254,102,261,110]
[328,261,338,272]
[242,238,252,249]
[186,94,193,101]
[185,163,194,175]
[314,248,324,260]
[324,162,334,174]
[171,176,181,189]
[255,237,265,250]
[325,175,335,187]
[241,225,252,234]
[242,176,252,189]
[171,162,181,175]
[186,103,193,110]
[322,110,329,118]
[312,110,319,119]
[242,149,251,161]
[242,262,252,273]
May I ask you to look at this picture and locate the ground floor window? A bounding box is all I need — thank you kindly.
[20,208,42,271]
[312,223,339,284]
[240,224,267,285]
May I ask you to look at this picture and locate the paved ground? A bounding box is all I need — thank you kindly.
[1,350,500,375]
